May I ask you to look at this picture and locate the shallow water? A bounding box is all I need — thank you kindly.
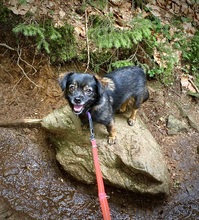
[0,127,198,219]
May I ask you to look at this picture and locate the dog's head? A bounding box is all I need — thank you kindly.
[59,72,104,115]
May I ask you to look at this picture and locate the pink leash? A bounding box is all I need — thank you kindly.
[87,112,111,220]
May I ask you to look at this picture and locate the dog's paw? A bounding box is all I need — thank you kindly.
[127,118,136,126]
[108,136,116,145]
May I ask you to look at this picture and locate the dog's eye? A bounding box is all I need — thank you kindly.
[69,85,75,93]
[84,87,93,95]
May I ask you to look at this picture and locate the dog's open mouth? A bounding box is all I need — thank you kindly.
[73,105,84,115]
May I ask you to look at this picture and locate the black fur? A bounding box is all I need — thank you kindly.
[60,66,149,144]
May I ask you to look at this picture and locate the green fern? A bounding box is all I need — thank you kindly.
[13,23,45,38]
[13,21,77,62]
[88,15,152,49]
[87,14,181,85]
[13,23,50,53]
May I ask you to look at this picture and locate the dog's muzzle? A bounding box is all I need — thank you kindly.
[72,97,85,114]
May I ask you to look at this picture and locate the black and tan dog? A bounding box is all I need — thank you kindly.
[60,66,149,144]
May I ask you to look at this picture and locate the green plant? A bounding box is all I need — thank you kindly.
[0,3,18,23]
[13,23,50,52]
[87,14,153,72]
[46,22,77,62]
[89,15,153,49]
[111,60,135,69]
[18,0,27,4]
[88,13,179,84]
[182,31,199,86]
[12,20,77,62]
[86,0,108,10]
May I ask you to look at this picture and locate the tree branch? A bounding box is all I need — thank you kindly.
[84,8,90,73]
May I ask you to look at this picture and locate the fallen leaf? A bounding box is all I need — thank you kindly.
[181,75,196,92]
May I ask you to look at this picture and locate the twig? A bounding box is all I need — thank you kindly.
[128,45,139,61]
[188,78,199,93]
[84,9,90,73]
[169,88,181,97]
[138,44,153,62]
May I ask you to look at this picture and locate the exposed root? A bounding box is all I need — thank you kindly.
[0,43,42,89]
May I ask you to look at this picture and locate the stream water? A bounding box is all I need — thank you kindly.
[0,127,198,219]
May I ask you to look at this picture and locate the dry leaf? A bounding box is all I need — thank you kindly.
[74,26,85,38]
[181,75,196,93]
[59,10,66,19]
[182,22,196,36]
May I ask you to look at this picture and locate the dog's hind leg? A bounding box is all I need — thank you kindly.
[127,97,142,126]
[118,99,129,113]
[127,108,138,126]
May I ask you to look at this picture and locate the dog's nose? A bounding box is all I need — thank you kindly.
[74,97,82,104]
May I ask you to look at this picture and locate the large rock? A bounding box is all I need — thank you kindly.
[41,106,170,195]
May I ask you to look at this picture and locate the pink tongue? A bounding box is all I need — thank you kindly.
[74,105,83,112]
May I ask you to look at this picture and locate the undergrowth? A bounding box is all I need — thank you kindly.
[182,31,199,86]
[1,2,198,86]
[87,13,181,85]
[13,21,77,62]
[87,11,199,85]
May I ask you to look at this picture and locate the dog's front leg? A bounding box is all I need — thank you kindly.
[106,119,116,145]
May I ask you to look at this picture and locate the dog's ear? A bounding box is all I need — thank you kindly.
[59,72,74,91]
[94,75,107,96]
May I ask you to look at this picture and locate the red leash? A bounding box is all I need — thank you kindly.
[87,112,111,220]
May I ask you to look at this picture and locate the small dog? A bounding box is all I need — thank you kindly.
[60,66,149,144]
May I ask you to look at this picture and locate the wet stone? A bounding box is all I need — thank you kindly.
[167,115,189,135]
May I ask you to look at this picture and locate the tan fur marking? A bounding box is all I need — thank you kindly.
[104,78,115,91]
[129,108,138,121]
[119,99,129,113]
[127,108,138,126]
[98,77,115,91]
[95,75,115,91]
[70,82,78,89]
